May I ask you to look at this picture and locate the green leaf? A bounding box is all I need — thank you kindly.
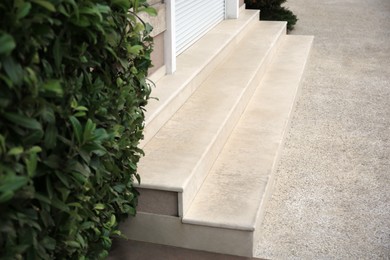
[109,214,116,227]
[0,33,16,55]
[28,146,42,153]
[138,6,157,16]
[83,119,95,142]
[69,161,90,177]
[42,236,56,250]
[94,203,105,210]
[96,3,110,14]
[111,0,130,9]
[4,112,42,130]
[73,111,86,117]
[69,116,83,144]
[79,5,103,21]
[125,205,136,216]
[16,2,32,19]
[53,37,62,70]
[31,0,56,12]
[42,80,63,96]
[135,173,141,184]
[24,130,44,145]
[0,134,5,155]
[0,190,14,203]
[0,175,29,193]
[127,45,143,55]
[79,149,90,164]
[82,143,106,156]
[46,176,53,199]
[44,124,57,149]
[80,221,94,229]
[77,233,86,248]
[74,106,88,112]
[71,172,86,185]
[145,23,153,34]
[65,241,81,248]
[51,196,69,212]
[25,152,38,177]
[113,184,125,193]
[68,202,82,208]
[54,171,70,188]
[40,209,54,227]
[34,192,51,204]
[7,146,24,156]
[2,56,23,85]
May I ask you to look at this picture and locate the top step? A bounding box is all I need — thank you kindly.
[141,9,260,148]
[137,21,287,216]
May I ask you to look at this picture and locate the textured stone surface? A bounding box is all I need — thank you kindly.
[255,0,390,259]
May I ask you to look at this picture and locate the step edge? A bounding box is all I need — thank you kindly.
[252,35,314,252]
[182,218,255,232]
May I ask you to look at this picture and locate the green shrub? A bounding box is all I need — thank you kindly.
[245,0,298,31]
[0,0,155,258]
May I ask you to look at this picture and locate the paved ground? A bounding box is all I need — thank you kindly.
[255,0,390,259]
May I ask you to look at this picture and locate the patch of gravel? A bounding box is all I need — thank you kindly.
[255,0,390,259]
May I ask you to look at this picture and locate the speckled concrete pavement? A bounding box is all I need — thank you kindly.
[255,0,390,259]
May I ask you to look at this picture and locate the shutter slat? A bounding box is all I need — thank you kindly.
[176,0,225,55]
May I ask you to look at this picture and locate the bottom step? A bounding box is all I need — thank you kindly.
[119,35,314,257]
[109,239,258,260]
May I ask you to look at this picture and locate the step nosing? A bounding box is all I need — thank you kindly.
[135,183,184,192]
[182,218,256,232]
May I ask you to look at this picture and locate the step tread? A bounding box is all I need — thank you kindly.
[182,35,314,231]
[138,22,286,193]
[142,9,259,147]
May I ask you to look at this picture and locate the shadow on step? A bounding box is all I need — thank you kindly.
[109,239,266,260]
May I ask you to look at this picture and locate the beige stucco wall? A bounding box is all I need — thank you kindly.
[240,0,245,7]
[140,1,166,74]
[149,32,165,74]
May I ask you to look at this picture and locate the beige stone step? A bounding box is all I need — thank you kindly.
[136,21,287,217]
[141,9,259,147]
[183,35,314,233]
[122,35,314,257]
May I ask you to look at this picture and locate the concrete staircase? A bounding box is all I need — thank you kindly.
[116,9,313,258]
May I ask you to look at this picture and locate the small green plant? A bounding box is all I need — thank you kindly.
[0,0,155,258]
[245,0,298,31]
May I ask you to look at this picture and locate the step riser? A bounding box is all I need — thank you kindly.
[136,188,178,216]
[121,212,255,257]
[110,239,253,260]
[141,11,260,148]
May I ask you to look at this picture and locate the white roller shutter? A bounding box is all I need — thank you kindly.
[176,0,225,55]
